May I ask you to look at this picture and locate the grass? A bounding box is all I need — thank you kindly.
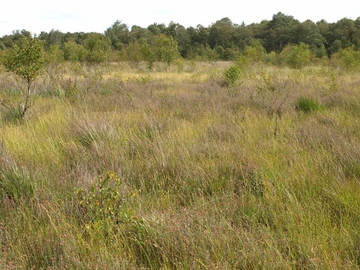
[0,61,359,269]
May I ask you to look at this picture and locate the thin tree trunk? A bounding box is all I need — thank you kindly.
[21,81,32,118]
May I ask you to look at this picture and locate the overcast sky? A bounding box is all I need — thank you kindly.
[1,0,358,36]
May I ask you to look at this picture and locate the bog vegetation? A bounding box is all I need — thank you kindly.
[0,13,360,269]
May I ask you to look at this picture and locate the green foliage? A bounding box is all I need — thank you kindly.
[209,17,235,49]
[44,44,64,64]
[214,45,241,60]
[331,40,342,54]
[191,43,219,61]
[332,47,360,70]
[4,36,45,85]
[243,40,267,63]
[75,172,136,231]
[84,33,111,64]
[264,12,300,52]
[63,41,86,61]
[295,96,324,113]
[125,41,142,63]
[153,34,180,68]
[2,14,360,64]
[140,42,156,69]
[288,43,311,68]
[223,64,242,88]
[105,20,130,50]
[278,42,311,68]
[2,36,45,118]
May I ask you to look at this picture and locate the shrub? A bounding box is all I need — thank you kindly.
[223,64,242,90]
[75,172,136,235]
[278,43,311,69]
[332,47,360,70]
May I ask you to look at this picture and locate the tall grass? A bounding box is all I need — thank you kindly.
[0,62,359,269]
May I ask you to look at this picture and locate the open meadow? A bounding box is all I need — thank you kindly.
[0,61,360,269]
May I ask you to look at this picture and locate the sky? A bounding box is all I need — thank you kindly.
[0,0,359,37]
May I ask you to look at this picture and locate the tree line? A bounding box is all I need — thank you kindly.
[1,12,360,66]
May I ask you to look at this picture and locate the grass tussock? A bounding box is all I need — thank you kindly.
[0,61,360,269]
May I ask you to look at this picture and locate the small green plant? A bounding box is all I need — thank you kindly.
[75,172,136,234]
[223,64,242,95]
[295,97,324,113]
[223,64,242,88]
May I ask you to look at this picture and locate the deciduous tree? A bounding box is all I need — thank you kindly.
[153,34,180,70]
[2,36,45,119]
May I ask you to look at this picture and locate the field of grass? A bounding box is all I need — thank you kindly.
[0,61,360,269]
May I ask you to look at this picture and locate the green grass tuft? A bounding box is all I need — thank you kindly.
[295,96,324,113]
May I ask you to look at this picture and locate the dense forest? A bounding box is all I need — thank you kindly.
[1,12,360,66]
